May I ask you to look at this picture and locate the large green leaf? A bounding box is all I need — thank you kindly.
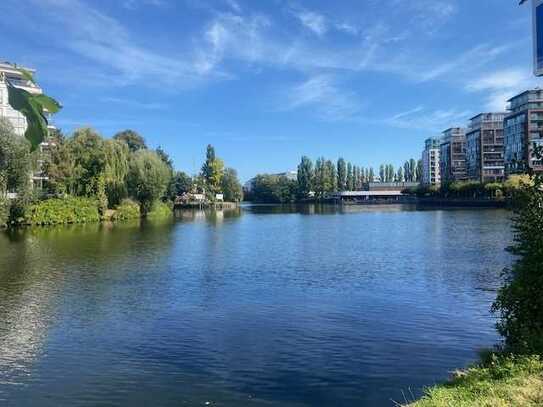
[33,94,62,114]
[5,71,62,151]
[19,68,36,85]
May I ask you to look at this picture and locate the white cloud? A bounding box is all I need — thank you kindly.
[415,43,512,83]
[466,68,539,111]
[466,69,529,92]
[282,75,362,121]
[101,97,167,110]
[296,10,328,36]
[336,22,359,35]
[386,106,471,131]
[20,0,224,88]
[122,0,166,10]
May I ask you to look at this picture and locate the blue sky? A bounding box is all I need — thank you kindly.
[0,0,538,181]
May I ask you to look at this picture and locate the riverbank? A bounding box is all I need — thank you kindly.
[409,354,543,406]
[1,197,174,228]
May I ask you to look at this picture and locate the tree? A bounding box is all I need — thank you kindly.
[396,167,404,182]
[221,167,243,202]
[326,160,337,192]
[492,146,543,354]
[409,158,417,182]
[156,146,174,171]
[113,130,147,152]
[128,150,171,215]
[248,174,296,203]
[67,128,107,198]
[368,167,375,182]
[314,157,326,199]
[385,164,395,183]
[45,133,77,195]
[169,171,193,199]
[337,158,347,191]
[379,164,385,182]
[201,144,224,197]
[297,156,313,199]
[416,159,423,182]
[347,162,354,190]
[403,161,411,182]
[0,118,33,195]
[3,68,62,150]
[103,139,130,206]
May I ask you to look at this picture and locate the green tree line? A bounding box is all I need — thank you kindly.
[246,156,422,203]
[0,120,242,226]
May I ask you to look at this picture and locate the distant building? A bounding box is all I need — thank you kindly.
[330,182,418,203]
[421,137,441,186]
[466,113,506,183]
[504,89,543,175]
[440,127,467,183]
[366,182,419,192]
[0,61,58,190]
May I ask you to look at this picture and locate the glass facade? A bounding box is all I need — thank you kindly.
[505,90,543,175]
[538,4,543,73]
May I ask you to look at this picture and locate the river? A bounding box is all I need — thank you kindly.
[0,205,513,406]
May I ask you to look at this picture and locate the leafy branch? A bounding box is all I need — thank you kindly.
[2,68,62,151]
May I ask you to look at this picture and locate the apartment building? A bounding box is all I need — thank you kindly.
[440,127,467,183]
[421,137,441,186]
[466,113,505,183]
[504,89,543,175]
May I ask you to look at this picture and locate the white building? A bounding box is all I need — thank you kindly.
[421,137,441,186]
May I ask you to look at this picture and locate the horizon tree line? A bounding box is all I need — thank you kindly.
[246,156,423,203]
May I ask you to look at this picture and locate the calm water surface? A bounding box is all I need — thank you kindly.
[0,205,512,406]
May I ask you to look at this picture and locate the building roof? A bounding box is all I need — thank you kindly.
[468,112,506,121]
[506,88,543,102]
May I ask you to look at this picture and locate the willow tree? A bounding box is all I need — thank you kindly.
[104,139,130,206]
[128,150,171,215]
[3,68,61,151]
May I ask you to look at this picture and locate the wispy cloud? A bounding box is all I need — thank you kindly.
[294,9,328,36]
[466,68,538,111]
[101,97,168,110]
[14,0,221,88]
[122,0,167,10]
[282,75,362,121]
[386,106,471,131]
[414,43,513,83]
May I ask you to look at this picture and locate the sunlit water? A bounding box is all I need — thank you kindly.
[0,205,513,406]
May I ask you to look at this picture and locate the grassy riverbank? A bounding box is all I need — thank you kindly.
[409,354,543,407]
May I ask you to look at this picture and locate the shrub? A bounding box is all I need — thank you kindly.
[128,150,171,216]
[492,173,543,354]
[111,199,141,221]
[0,197,9,227]
[147,200,172,219]
[23,197,100,225]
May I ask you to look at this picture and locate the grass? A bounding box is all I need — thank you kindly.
[409,354,543,407]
